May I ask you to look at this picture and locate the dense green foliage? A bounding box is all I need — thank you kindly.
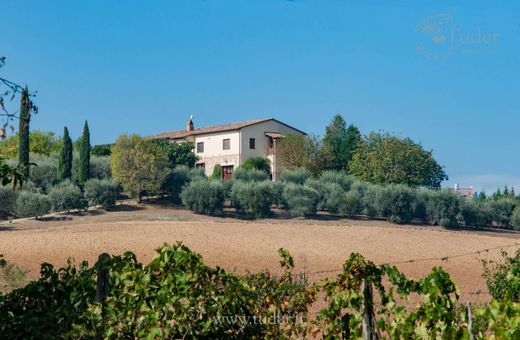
[482,250,520,302]
[181,180,225,215]
[323,114,361,171]
[15,191,51,218]
[56,127,73,180]
[241,157,271,173]
[233,168,270,182]
[0,186,17,216]
[84,178,121,209]
[152,139,199,168]
[48,180,87,212]
[210,163,222,180]
[0,130,61,158]
[1,243,519,338]
[231,180,274,217]
[282,183,318,217]
[512,208,520,231]
[78,121,91,183]
[162,165,205,203]
[349,132,448,188]
[111,134,169,201]
[279,168,312,185]
[91,144,112,156]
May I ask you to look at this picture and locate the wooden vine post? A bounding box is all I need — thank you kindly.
[466,301,474,340]
[362,280,380,340]
[96,253,111,302]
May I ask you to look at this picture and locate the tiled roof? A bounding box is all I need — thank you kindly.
[150,118,305,139]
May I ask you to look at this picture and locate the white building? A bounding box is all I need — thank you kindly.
[150,117,306,180]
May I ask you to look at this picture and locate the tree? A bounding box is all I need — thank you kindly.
[349,132,448,188]
[78,121,90,183]
[152,139,199,168]
[57,127,73,180]
[0,130,61,158]
[18,87,30,177]
[111,134,169,202]
[241,157,271,174]
[276,134,319,170]
[322,114,361,171]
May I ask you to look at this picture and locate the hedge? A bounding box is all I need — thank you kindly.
[48,180,87,212]
[231,181,273,217]
[181,180,225,216]
[15,191,52,218]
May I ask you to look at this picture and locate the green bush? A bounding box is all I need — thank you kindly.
[0,186,17,216]
[231,181,273,217]
[15,191,52,218]
[425,189,462,227]
[181,180,225,215]
[279,168,312,185]
[210,164,222,180]
[163,165,205,203]
[482,249,520,302]
[48,180,87,212]
[375,184,416,224]
[461,199,492,228]
[84,179,121,209]
[338,189,364,217]
[413,189,429,222]
[305,178,344,212]
[512,208,520,231]
[271,180,286,208]
[233,168,269,182]
[319,170,354,191]
[89,156,111,179]
[29,154,59,190]
[282,183,318,217]
[241,157,271,173]
[488,199,515,227]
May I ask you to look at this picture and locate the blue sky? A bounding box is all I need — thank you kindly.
[1,0,519,192]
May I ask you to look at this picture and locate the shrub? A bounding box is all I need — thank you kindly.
[89,156,111,179]
[461,199,492,228]
[413,189,429,222]
[279,168,312,185]
[210,164,222,180]
[15,191,51,218]
[305,178,344,213]
[319,170,354,191]
[482,249,520,302]
[163,166,206,203]
[488,199,515,227]
[241,157,271,173]
[84,179,121,209]
[361,183,381,218]
[338,189,364,217]
[231,181,273,217]
[29,154,58,190]
[425,189,462,227]
[181,180,225,215]
[375,184,416,224]
[271,181,286,208]
[512,208,520,231]
[282,183,318,217]
[0,186,17,217]
[48,180,87,212]
[233,168,269,182]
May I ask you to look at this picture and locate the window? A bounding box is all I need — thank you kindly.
[223,138,230,150]
[196,142,204,153]
[249,138,256,149]
[196,163,205,170]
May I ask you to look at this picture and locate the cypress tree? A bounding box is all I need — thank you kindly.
[18,86,30,177]
[57,127,73,180]
[78,120,90,183]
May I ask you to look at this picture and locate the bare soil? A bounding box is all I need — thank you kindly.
[1,202,519,303]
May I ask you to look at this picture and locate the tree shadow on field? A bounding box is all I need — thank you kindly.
[107,204,144,212]
[0,225,15,231]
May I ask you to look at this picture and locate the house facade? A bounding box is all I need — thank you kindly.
[150,117,306,180]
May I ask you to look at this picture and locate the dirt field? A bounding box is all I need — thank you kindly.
[1,202,519,303]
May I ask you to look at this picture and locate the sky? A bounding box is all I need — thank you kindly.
[1,0,519,193]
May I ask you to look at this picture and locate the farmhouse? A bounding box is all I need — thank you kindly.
[150,117,306,180]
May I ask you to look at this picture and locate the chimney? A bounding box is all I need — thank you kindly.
[186,114,194,132]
